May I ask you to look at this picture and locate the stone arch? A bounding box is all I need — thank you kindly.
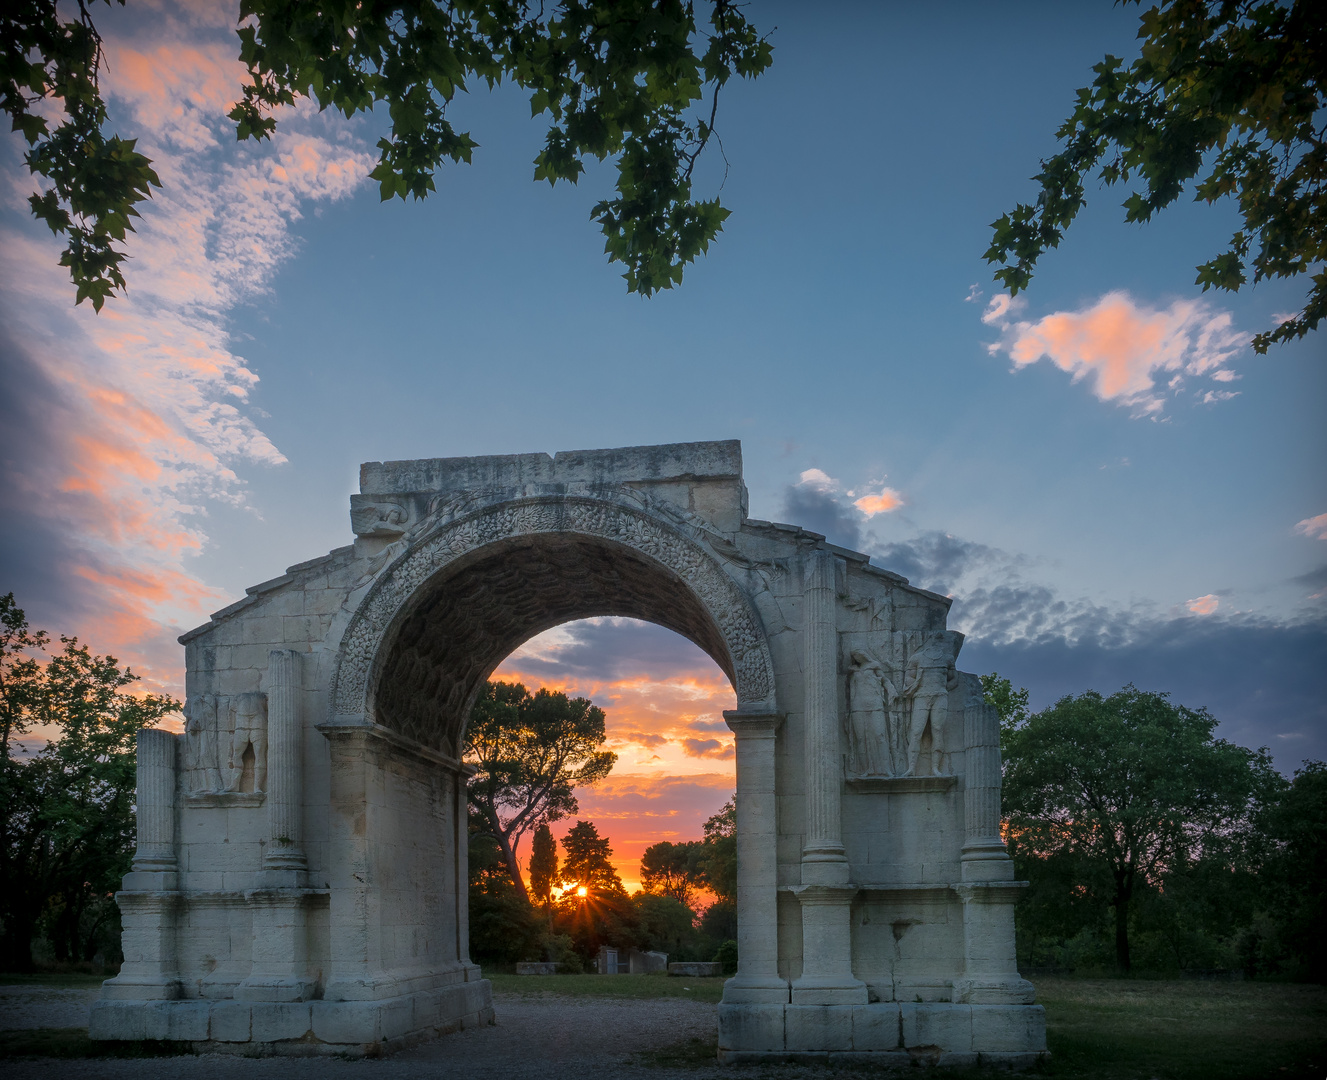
[329,491,777,754]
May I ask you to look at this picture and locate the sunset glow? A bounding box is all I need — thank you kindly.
[493,618,736,894]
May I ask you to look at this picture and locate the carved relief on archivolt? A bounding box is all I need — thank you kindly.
[843,630,961,778]
[183,692,267,796]
[329,494,777,739]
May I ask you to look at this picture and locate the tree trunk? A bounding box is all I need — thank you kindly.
[0,915,38,973]
[496,829,528,899]
[1113,873,1132,972]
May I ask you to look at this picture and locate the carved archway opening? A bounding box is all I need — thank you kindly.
[367,532,740,757]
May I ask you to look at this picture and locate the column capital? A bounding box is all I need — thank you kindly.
[723,708,781,736]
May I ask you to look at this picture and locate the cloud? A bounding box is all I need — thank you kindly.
[982,290,1247,416]
[853,488,904,517]
[495,617,737,780]
[782,469,861,549]
[683,737,735,760]
[0,14,373,692]
[1294,514,1327,540]
[867,527,1326,772]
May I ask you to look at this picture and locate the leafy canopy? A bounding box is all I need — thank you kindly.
[985,0,1325,353]
[465,679,615,895]
[232,0,772,296]
[639,838,704,907]
[2,1,162,311]
[4,2,770,310]
[1002,684,1280,971]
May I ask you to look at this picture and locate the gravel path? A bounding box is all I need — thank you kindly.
[0,985,102,1031]
[1,991,752,1080]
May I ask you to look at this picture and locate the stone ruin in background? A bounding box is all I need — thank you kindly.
[91,440,1046,1065]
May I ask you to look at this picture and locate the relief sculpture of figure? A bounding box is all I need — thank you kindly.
[847,650,899,776]
[900,632,960,776]
[183,694,223,793]
[222,692,268,794]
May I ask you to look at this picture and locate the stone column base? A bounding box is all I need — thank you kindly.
[717,1001,1047,1067]
[89,978,494,1056]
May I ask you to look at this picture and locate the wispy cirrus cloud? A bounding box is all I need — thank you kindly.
[982,290,1247,417]
[0,10,373,693]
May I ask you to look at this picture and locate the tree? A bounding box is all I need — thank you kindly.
[554,819,637,964]
[633,891,698,956]
[696,797,735,902]
[559,818,625,897]
[528,821,559,906]
[0,599,178,971]
[465,680,615,897]
[467,821,542,964]
[1257,760,1327,980]
[1002,685,1280,972]
[640,839,704,907]
[986,0,1325,353]
[4,1,772,310]
[0,593,48,760]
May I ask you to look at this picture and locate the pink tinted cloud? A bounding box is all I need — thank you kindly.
[1,17,372,694]
[983,291,1246,416]
[1186,594,1220,616]
[1294,514,1327,541]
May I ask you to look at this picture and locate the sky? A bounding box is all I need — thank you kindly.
[1,2,1323,891]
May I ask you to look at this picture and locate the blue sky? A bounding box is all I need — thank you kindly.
[1,1,1323,783]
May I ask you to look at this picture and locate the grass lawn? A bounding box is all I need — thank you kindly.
[1033,976,1327,1080]
[487,971,727,1003]
[0,973,108,988]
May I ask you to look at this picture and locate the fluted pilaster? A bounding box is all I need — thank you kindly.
[961,686,1011,879]
[801,549,847,882]
[264,649,306,873]
[132,729,177,872]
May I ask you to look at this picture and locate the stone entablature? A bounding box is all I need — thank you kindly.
[91,441,1044,1064]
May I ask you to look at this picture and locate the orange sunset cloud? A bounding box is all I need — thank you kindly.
[983,290,1246,416]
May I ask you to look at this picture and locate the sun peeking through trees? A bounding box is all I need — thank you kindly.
[463,615,739,971]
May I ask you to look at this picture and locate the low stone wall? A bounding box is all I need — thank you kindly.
[668,962,723,977]
[515,962,558,975]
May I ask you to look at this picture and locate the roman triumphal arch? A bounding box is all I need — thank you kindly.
[91,441,1046,1064]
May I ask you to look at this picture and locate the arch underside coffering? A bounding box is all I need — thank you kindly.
[329,494,776,756]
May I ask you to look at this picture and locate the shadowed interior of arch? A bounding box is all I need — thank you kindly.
[370,534,737,756]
